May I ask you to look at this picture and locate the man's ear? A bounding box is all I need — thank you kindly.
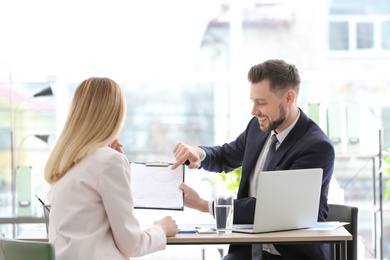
[285,89,296,105]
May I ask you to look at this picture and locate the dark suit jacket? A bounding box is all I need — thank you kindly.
[200,109,335,260]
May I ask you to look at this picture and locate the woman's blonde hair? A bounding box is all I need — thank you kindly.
[44,77,127,183]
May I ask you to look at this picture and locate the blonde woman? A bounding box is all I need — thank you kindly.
[44,77,178,260]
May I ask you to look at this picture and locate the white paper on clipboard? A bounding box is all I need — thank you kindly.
[130,162,184,210]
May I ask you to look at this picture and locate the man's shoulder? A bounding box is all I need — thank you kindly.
[307,120,331,139]
[297,110,330,139]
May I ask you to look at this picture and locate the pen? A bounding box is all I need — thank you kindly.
[35,194,51,212]
[35,194,46,206]
[178,230,197,234]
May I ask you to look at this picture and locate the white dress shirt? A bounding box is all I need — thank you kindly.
[251,111,300,257]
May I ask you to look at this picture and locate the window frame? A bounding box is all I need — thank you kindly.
[328,14,390,57]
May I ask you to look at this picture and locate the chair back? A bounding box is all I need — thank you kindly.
[0,237,55,260]
[327,203,358,260]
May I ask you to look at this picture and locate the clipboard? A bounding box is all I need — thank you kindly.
[130,161,184,210]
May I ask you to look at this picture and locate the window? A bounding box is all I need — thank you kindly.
[328,0,390,52]
[356,22,373,49]
[329,21,349,50]
[382,20,390,49]
[328,17,390,52]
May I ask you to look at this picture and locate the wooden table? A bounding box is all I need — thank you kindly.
[17,224,352,260]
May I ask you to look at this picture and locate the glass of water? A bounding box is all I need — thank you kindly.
[214,195,234,234]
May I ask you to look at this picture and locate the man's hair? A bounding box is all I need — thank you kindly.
[44,77,126,183]
[247,59,301,96]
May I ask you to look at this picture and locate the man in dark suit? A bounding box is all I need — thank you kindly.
[171,59,335,260]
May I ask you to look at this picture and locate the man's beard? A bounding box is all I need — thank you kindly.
[263,103,286,132]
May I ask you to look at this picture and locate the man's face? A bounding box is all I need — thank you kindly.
[250,79,287,133]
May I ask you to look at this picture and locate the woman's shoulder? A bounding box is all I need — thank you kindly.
[90,147,128,162]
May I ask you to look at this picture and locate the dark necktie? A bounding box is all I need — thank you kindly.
[263,134,278,171]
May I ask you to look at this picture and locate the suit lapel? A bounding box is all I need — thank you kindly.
[266,109,309,170]
[246,130,267,171]
[238,129,268,198]
[237,110,310,198]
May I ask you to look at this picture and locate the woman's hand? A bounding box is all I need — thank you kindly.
[153,216,179,237]
[109,139,123,154]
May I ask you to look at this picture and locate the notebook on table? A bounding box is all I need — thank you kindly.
[233,168,323,234]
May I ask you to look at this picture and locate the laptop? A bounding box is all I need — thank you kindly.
[233,168,323,233]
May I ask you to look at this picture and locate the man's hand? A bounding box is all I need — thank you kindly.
[171,142,204,170]
[178,183,209,213]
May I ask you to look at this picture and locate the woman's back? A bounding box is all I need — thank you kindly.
[48,147,167,260]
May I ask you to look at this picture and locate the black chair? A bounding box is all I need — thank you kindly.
[327,203,358,260]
